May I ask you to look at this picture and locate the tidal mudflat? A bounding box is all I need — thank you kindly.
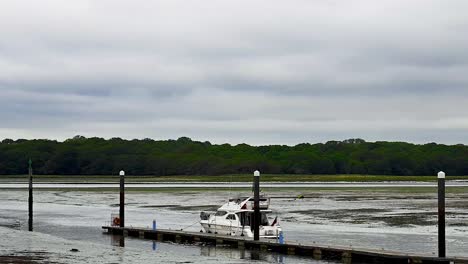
[1,186,467,263]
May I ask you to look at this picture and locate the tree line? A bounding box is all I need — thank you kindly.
[0,136,467,176]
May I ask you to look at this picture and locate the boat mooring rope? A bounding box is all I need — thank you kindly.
[180,220,201,231]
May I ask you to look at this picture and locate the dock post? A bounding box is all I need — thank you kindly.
[437,171,446,258]
[253,170,260,241]
[119,170,125,228]
[28,159,33,232]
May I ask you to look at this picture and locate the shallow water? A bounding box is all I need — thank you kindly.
[1,187,468,263]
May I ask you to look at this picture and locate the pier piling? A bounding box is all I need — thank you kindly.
[253,170,260,241]
[28,159,33,232]
[119,170,125,228]
[438,171,446,258]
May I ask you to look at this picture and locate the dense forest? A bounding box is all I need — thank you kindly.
[0,136,467,176]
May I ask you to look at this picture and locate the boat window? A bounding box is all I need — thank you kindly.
[226,214,236,220]
[215,211,227,216]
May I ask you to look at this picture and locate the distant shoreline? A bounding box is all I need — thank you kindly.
[1,174,467,183]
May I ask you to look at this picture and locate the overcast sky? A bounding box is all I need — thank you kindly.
[1,0,467,145]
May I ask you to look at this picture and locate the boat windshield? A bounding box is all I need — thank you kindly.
[236,212,269,226]
[215,210,227,216]
[237,212,250,226]
[261,213,269,226]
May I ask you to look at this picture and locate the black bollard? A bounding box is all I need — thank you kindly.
[119,170,125,228]
[438,171,446,258]
[253,170,260,241]
[28,159,33,232]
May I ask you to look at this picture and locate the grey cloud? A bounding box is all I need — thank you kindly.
[0,0,468,145]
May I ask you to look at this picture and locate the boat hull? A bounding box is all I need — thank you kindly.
[200,221,280,239]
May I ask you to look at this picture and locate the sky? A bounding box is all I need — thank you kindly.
[1,0,468,146]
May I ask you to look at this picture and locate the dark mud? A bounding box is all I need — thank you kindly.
[0,251,54,264]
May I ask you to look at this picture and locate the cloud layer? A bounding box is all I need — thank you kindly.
[1,0,468,145]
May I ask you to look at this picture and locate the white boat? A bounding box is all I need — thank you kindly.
[200,196,282,238]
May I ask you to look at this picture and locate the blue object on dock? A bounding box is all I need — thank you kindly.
[153,220,156,231]
[279,231,284,244]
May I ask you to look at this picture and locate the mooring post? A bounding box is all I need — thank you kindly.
[153,220,156,231]
[28,158,33,232]
[438,171,446,258]
[253,170,260,241]
[119,170,125,228]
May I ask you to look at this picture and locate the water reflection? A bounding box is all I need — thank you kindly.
[250,250,260,260]
[110,234,125,247]
[200,245,287,263]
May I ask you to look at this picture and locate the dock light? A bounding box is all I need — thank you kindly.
[254,170,260,177]
[120,170,125,176]
[438,171,445,178]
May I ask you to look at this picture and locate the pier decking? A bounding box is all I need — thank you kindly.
[102,226,468,264]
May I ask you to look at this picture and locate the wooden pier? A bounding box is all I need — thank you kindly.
[102,226,468,264]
